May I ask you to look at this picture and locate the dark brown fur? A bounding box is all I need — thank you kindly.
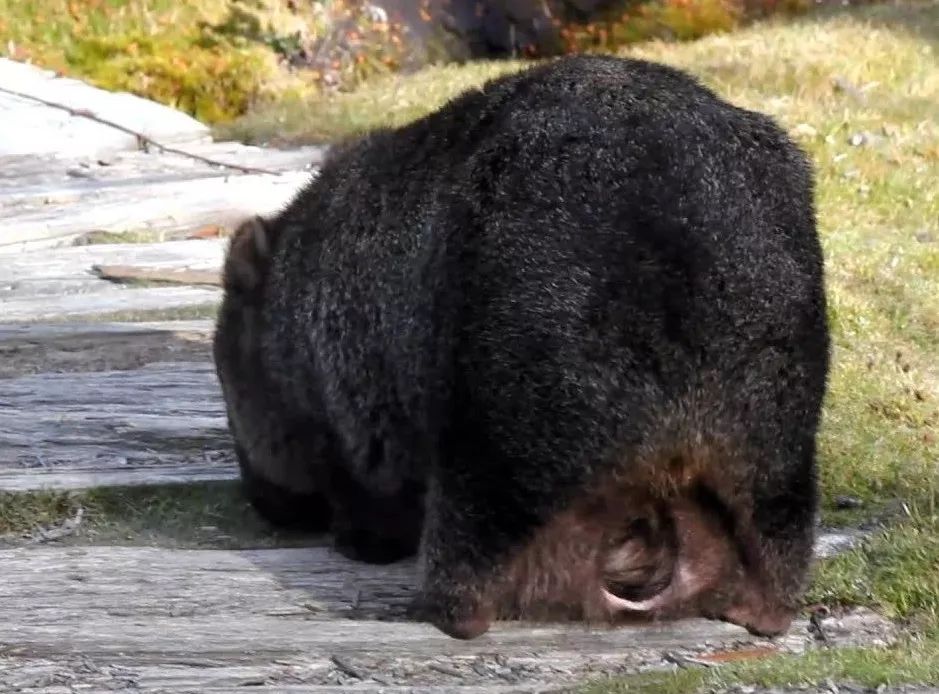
[442,444,797,637]
[216,217,424,560]
[214,56,829,639]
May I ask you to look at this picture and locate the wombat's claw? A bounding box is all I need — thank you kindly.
[602,588,668,613]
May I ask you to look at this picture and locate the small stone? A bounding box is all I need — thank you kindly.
[835,495,864,509]
[848,132,867,147]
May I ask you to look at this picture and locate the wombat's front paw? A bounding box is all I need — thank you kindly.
[332,524,415,565]
[410,588,494,640]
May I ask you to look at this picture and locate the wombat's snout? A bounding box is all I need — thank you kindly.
[721,602,795,638]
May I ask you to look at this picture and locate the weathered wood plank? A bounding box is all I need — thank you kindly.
[0,58,210,159]
[0,58,325,251]
[0,361,235,489]
[0,545,897,693]
[0,285,221,322]
[0,169,313,252]
[0,320,215,343]
[0,239,225,320]
[0,237,225,282]
[0,464,237,492]
[0,143,325,193]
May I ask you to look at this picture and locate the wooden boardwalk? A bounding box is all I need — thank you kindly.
[0,58,891,693]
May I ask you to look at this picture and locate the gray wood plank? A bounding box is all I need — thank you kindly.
[0,464,237,492]
[0,238,226,282]
[0,170,312,252]
[0,545,897,693]
[0,58,326,251]
[0,361,236,489]
[0,58,210,159]
[0,143,325,194]
[0,239,225,321]
[0,285,221,322]
[0,320,215,343]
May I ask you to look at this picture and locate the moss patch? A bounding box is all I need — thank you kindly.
[65,32,271,124]
[0,482,323,549]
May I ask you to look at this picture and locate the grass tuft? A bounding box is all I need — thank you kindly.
[0,482,322,549]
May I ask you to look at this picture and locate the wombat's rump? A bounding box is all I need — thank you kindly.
[213,54,830,639]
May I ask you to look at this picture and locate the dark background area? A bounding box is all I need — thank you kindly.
[380,0,631,59]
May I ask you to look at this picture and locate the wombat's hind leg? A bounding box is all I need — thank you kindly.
[414,443,556,640]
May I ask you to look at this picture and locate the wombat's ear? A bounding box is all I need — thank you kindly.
[231,215,270,259]
[246,215,270,260]
[223,215,272,292]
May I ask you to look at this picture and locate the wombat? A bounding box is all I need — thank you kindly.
[213,54,830,640]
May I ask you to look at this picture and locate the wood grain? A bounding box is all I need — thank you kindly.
[0,239,225,321]
[0,361,236,490]
[0,545,897,692]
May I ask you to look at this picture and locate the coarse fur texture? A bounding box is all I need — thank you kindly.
[214,216,423,561]
[213,54,830,639]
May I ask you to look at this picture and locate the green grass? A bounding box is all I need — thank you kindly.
[0,0,815,128]
[216,59,534,145]
[584,643,939,693]
[0,482,322,549]
[0,0,287,123]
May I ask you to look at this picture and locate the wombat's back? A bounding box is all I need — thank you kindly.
[260,55,827,483]
[230,55,828,637]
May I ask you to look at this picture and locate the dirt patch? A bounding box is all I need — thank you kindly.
[0,330,213,378]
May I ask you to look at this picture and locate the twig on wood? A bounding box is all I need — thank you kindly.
[31,507,84,544]
[91,264,222,287]
[662,651,718,669]
[330,655,370,680]
[0,85,281,176]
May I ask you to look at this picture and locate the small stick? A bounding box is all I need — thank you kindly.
[330,655,370,680]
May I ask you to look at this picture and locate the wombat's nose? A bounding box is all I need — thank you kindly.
[721,603,794,638]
